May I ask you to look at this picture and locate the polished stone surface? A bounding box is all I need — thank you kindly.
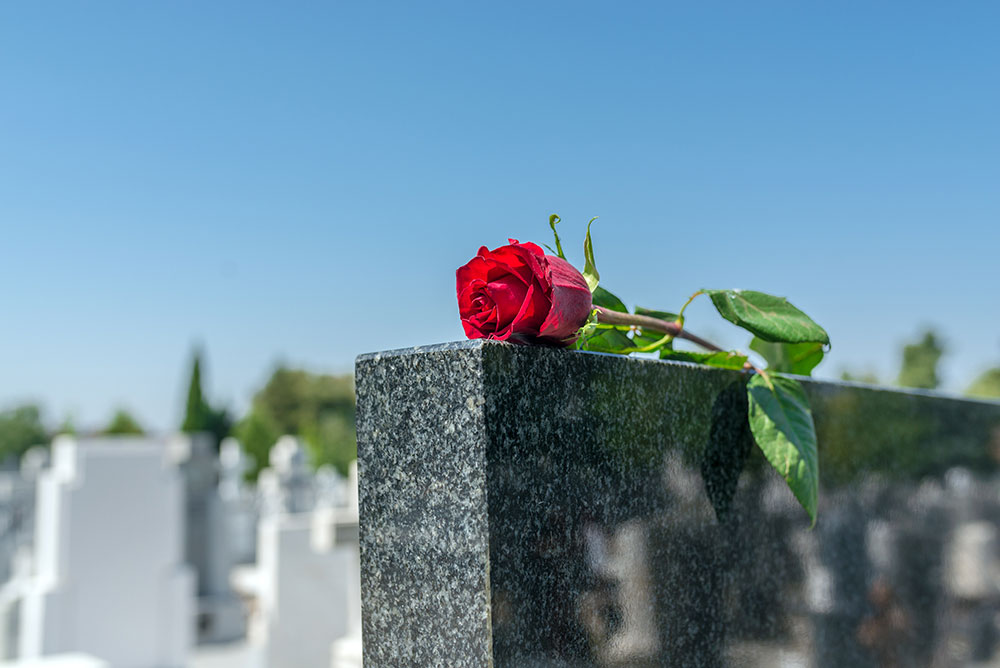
[356,340,1000,667]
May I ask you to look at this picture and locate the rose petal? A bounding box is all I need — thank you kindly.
[537,255,593,342]
[457,280,488,318]
[494,281,551,339]
[484,275,529,334]
[483,247,533,286]
[457,256,490,293]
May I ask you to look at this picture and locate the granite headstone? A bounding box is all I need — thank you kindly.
[357,340,1000,667]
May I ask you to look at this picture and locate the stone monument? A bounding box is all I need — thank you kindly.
[174,433,246,644]
[356,340,1000,667]
[17,436,194,667]
[217,438,257,567]
[230,436,360,667]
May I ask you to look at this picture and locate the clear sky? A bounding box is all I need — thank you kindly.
[2,2,999,430]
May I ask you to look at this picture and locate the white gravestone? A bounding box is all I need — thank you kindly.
[0,449,49,660]
[243,449,359,668]
[175,434,246,643]
[256,515,357,668]
[218,439,257,566]
[328,462,361,668]
[0,653,109,667]
[17,436,194,667]
[267,437,315,515]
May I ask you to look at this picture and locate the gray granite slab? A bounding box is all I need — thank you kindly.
[356,340,1000,667]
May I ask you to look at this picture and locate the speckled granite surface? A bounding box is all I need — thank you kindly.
[357,340,1000,667]
[356,342,493,667]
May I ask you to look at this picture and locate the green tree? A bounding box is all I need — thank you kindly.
[840,369,880,385]
[180,348,233,449]
[104,409,144,435]
[57,415,77,435]
[897,330,944,390]
[182,351,207,432]
[234,409,280,479]
[239,367,356,477]
[967,368,1000,399]
[0,404,48,464]
[302,412,357,477]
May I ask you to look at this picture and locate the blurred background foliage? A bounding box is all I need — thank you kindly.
[897,330,945,390]
[968,369,1000,400]
[0,406,47,466]
[103,409,145,436]
[234,367,357,479]
[0,350,358,479]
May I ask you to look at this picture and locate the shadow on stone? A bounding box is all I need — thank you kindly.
[702,380,753,523]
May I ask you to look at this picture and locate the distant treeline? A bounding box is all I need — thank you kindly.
[0,350,357,477]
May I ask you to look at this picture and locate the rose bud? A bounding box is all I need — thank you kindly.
[456,239,593,346]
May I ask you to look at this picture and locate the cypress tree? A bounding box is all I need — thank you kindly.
[181,348,233,449]
[182,350,207,432]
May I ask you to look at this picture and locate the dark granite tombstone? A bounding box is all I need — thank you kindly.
[356,340,1000,667]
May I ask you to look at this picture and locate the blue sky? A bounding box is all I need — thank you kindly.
[2,2,999,430]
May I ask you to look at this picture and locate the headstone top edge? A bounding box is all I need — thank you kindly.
[355,339,740,379]
[800,375,1000,408]
[355,341,1000,413]
[355,339,491,364]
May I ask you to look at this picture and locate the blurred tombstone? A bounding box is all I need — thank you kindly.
[345,460,358,512]
[19,449,48,482]
[947,521,1000,601]
[0,458,41,660]
[0,449,47,588]
[327,462,362,668]
[17,436,194,667]
[941,469,1000,663]
[217,438,248,502]
[811,495,872,668]
[269,436,314,514]
[329,637,362,668]
[0,653,110,667]
[595,519,658,664]
[315,466,347,510]
[244,456,360,668]
[258,516,358,668]
[218,438,257,566]
[256,469,284,519]
[0,477,21,586]
[173,434,246,644]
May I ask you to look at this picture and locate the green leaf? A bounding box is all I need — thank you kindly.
[547,214,566,260]
[747,374,819,524]
[592,286,627,313]
[579,327,633,353]
[750,338,825,376]
[659,350,748,370]
[705,289,829,345]
[634,306,679,321]
[582,216,600,292]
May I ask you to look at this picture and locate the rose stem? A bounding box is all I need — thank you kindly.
[593,306,766,377]
[594,306,723,352]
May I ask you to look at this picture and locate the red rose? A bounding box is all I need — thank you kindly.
[456,239,593,345]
